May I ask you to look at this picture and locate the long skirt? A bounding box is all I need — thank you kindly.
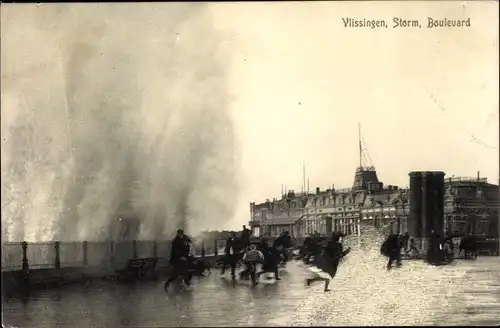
[305,252,340,280]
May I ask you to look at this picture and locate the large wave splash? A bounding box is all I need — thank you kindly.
[1,4,240,242]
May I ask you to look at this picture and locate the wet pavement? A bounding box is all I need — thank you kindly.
[3,240,500,327]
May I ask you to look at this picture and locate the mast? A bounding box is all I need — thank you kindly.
[358,122,362,169]
[302,159,306,195]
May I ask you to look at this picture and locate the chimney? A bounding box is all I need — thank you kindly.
[316,187,320,195]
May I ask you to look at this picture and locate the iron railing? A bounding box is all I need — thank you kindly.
[1,238,229,272]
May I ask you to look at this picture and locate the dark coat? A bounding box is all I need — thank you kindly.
[274,234,292,249]
[241,229,252,244]
[225,237,244,255]
[261,244,280,268]
[381,234,400,257]
[170,236,190,265]
[312,240,344,275]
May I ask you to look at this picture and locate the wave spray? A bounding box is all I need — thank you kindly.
[1,3,240,242]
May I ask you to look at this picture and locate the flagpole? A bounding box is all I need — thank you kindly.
[302,159,306,195]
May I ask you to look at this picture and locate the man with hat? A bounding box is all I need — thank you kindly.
[164,229,191,291]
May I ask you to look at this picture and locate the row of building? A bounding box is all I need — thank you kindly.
[248,165,499,239]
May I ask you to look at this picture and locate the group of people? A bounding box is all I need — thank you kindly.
[220,228,293,285]
[163,226,351,292]
[164,225,481,292]
[380,230,459,269]
[164,226,295,290]
[219,229,350,292]
[381,232,427,269]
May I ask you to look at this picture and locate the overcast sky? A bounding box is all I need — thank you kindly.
[2,2,498,233]
[212,1,498,213]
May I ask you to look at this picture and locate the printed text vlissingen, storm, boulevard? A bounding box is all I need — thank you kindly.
[342,17,471,29]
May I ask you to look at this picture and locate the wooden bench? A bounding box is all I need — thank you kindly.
[116,257,160,281]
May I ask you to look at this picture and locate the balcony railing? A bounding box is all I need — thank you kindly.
[356,166,376,172]
[333,188,352,193]
[446,177,487,183]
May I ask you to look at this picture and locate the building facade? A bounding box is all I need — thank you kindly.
[248,167,499,239]
[443,177,499,236]
[249,191,308,238]
[249,166,409,238]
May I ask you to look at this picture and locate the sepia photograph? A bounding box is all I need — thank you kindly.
[1,1,499,327]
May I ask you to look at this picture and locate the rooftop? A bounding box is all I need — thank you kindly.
[250,166,496,207]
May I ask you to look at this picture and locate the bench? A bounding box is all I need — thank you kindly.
[116,257,160,281]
